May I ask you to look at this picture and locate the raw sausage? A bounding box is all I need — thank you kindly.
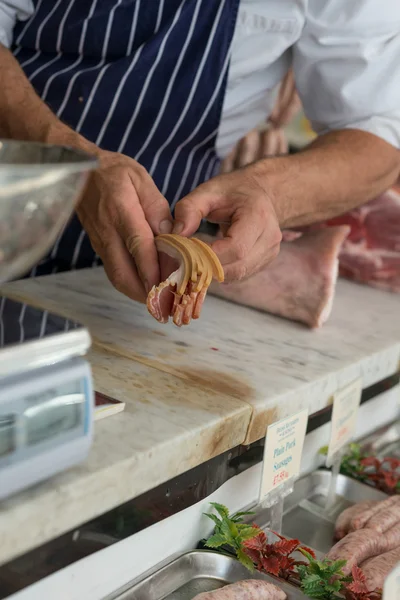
[334,501,378,540]
[383,521,400,549]
[327,521,400,575]
[361,547,400,591]
[351,496,399,531]
[327,530,383,575]
[364,500,400,533]
[194,580,287,600]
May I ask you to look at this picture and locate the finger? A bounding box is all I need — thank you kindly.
[220,151,235,174]
[277,91,301,127]
[221,236,280,282]
[262,129,279,157]
[133,169,173,235]
[173,185,222,237]
[269,71,299,127]
[208,201,266,266]
[236,130,261,168]
[277,129,289,155]
[116,192,161,290]
[269,75,290,125]
[101,234,147,303]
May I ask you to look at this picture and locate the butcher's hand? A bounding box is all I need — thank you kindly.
[77,150,172,302]
[0,44,173,303]
[173,168,282,281]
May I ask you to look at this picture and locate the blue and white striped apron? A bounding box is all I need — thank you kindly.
[13,0,240,275]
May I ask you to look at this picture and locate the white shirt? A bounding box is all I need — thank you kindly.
[1,0,400,158]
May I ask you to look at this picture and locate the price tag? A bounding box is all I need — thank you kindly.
[383,563,400,600]
[259,409,308,501]
[327,378,362,463]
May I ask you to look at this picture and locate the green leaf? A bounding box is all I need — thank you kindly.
[231,511,255,521]
[204,513,221,527]
[228,519,239,539]
[205,534,228,549]
[319,445,329,456]
[209,503,230,519]
[349,442,361,457]
[297,552,350,599]
[220,518,235,546]
[325,581,342,593]
[327,559,347,574]
[299,548,315,561]
[301,573,327,599]
[236,548,255,572]
[237,525,260,542]
[302,573,320,583]
[297,565,307,578]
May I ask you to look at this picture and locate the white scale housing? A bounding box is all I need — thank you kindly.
[0,297,93,500]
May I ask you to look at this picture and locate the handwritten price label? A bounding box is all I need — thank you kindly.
[273,470,289,486]
[383,563,400,600]
[259,409,308,501]
[327,378,362,462]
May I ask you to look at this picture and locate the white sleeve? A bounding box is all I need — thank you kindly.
[0,0,34,48]
[293,0,400,149]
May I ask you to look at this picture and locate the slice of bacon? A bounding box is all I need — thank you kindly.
[146,235,224,327]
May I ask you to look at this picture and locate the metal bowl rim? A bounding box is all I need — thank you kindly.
[0,139,98,172]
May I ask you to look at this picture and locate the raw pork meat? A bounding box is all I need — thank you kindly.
[325,188,400,293]
[206,226,350,328]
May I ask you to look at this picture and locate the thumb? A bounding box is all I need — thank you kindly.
[173,188,217,237]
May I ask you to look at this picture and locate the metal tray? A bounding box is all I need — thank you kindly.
[275,471,386,554]
[105,471,388,600]
[107,551,309,600]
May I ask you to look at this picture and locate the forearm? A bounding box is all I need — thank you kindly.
[0,43,96,153]
[253,129,400,228]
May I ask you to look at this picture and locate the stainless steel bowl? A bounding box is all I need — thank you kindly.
[0,139,97,283]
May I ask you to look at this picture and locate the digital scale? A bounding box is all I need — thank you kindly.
[0,296,94,500]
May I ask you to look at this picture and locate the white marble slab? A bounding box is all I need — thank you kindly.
[3,267,400,445]
[0,346,250,566]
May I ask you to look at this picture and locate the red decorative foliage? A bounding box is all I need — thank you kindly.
[359,456,400,494]
[243,530,315,580]
[342,566,382,600]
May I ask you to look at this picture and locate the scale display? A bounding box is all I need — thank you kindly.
[24,384,82,446]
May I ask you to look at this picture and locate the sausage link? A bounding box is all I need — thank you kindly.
[364,501,400,533]
[335,501,378,540]
[351,496,399,531]
[327,520,400,575]
[361,546,400,591]
[194,580,287,600]
[326,529,384,575]
[383,521,400,549]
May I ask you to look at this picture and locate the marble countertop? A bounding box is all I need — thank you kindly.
[1,267,400,564]
[3,268,400,444]
[0,344,250,566]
